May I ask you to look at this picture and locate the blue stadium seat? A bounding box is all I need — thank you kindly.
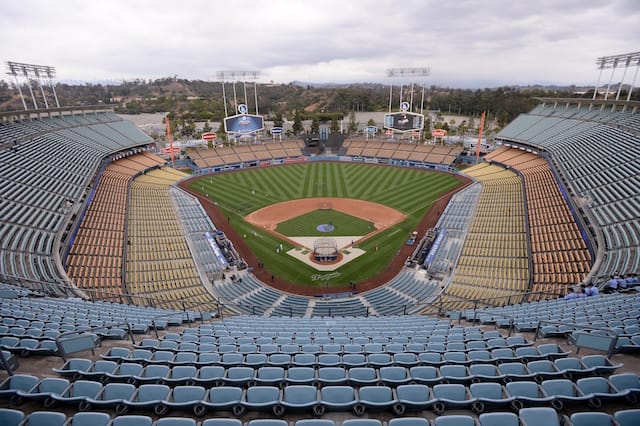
[201,420,242,426]
[317,367,348,386]
[203,386,245,417]
[124,384,171,413]
[505,381,552,410]
[282,385,323,415]
[320,385,358,412]
[432,383,475,414]
[243,386,283,416]
[0,408,25,426]
[50,379,102,408]
[433,415,476,426]
[295,420,335,426]
[469,382,512,414]
[357,385,396,414]
[478,412,519,426]
[379,366,410,386]
[161,385,206,415]
[19,410,67,426]
[15,377,69,405]
[540,379,589,410]
[519,407,561,426]
[195,366,225,387]
[135,365,171,384]
[614,409,640,426]
[83,383,136,412]
[66,412,111,426]
[53,358,93,379]
[469,364,504,382]
[388,418,430,426]
[154,418,197,426]
[0,374,39,399]
[568,412,615,426]
[224,367,256,387]
[285,367,316,385]
[110,415,153,426]
[409,366,441,385]
[342,420,382,426]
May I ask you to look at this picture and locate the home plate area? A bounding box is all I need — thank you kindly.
[286,236,366,271]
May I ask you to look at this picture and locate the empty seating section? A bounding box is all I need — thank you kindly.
[0,293,193,346]
[343,139,462,166]
[496,103,640,281]
[0,112,152,292]
[468,292,640,339]
[187,141,305,170]
[439,164,528,309]
[125,168,217,311]
[486,147,591,299]
[66,153,165,300]
[169,187,229,281]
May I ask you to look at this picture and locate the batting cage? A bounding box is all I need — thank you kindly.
[313,238,338,262]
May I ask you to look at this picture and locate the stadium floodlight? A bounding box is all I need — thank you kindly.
[593,51,640,101]
[6,61,60,110]
[386,66,431,126]
[216,70,261,117]
[386,67,431,78]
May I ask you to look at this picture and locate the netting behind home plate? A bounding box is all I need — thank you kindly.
[313,238,338,261]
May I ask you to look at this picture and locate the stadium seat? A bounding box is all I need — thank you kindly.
[432,383,474,414]
[19,410,67,426]
[395,384,434,413]
[66,412,111,426]
[433,415,476,426]
[478,412,519,426]
[519,407,561,426]
[357,385,396,414]
[0,408,25,426]
[568,412,615,426]
[201,420,242,426]
[111,415,153,426]
[15,377,69,405]
[202,386,245,417]
[0,374,39,399]
[388,418,430,426]
[317,367,348,386]
[154,418,197,426]
[469,382,512,413]
[124,384,171,413]
[320,385,358,412]
[83,383,136,412]
[243,386,283,415]
[614,409,640,426]
[282,385,323,415]
[161,385,206,414]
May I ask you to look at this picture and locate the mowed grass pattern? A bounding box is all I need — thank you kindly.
[189,162,461,288]
[275,209,374,237]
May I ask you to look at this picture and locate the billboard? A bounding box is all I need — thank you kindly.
[384,111,424,132]
[224,114,264,134]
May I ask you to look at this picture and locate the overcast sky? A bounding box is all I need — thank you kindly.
[2,0,639,88]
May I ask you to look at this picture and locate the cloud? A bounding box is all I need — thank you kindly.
[1,0,639,87]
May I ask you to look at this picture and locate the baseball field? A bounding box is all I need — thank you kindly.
[188,162,463,289]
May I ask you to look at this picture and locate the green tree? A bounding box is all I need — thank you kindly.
[310,117,320,134]
[348,111,358,134]
[330,117,340,134]
[367,118,376,127]
[273,112,284,128]
[292,110,303,134]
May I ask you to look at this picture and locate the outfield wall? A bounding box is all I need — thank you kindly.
[191,154,458,176]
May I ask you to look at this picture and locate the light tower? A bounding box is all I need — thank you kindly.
[6,61,60,110]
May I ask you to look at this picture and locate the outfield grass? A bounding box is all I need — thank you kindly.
[189,162,461,288]
[275,209,374,237]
